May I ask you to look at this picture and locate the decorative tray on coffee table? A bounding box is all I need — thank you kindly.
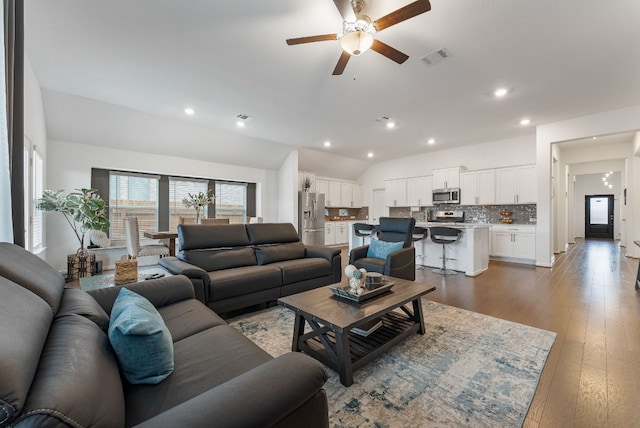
[329,278,395,302]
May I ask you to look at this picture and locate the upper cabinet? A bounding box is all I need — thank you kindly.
[340,183,362,208]
[495,165,537,204]
[384,179,408,207]
[460,170,495,205]
[407,176,433,206]
[432,167,462,189]
[327,181,342,207]
[315,178,328,199]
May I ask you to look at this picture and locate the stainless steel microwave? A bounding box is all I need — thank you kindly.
[432,188,460,204]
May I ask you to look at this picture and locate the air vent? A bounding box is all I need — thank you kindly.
[236,113,250,120]
[421,48,450,66]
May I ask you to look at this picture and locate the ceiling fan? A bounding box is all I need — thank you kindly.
[286,0,431,75]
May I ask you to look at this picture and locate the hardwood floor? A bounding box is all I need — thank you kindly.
[341,238,640,427]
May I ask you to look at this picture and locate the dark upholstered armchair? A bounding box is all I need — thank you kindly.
[348,217,416,281]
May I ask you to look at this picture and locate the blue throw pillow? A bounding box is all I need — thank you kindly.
[367,239,404,260]
[108,288,174,384]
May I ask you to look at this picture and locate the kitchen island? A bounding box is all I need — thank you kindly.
[416,222,490,277]
[348,221,490,277]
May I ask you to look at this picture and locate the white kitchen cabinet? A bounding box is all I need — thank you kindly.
[432,167,462,190]
[352,184,363,208]
[495,165,536,204]
[315,179,328,199]
[340,183,352,207]
[460,170,495,205]
[324,222,336,245]
[490,225,535,260]
[327,181,342,207]
[384,179,408,207]
[407,176,433,206]
[335,221,349,245]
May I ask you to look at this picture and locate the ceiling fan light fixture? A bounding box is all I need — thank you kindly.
[340,30,373,56]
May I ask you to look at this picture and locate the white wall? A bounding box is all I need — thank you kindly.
[278,150,298,228]
[359,134,536,207]
[45,139,281,271]
[537,104,640,265]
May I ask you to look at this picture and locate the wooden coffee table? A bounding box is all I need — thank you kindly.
[278,278,436,386]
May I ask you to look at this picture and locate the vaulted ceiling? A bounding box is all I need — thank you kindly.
[24,0,640,179]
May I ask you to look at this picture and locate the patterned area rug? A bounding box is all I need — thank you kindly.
[228,300,556,427]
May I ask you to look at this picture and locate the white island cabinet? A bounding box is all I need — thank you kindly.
[417,223,490,277]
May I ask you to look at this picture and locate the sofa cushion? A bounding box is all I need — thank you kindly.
[178,224,250,250]
[109,288,174,385]
[123,325,273,427]
[179,247,257,272]
[246,223,300,245]
[158,299,227,342]
[0,242,65,314]
[0,277,53,426]
[208,265,282,300]
[255,242,306,265]
[13,315,125,427]
[273,258,333,285]
[367,239,404,259]
[56,287,110,331]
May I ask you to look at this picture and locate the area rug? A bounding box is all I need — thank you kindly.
[228,300,556,427]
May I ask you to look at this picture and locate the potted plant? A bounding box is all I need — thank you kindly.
[303,176,311,192]
[182,190,215,224]
[37,188,110,279]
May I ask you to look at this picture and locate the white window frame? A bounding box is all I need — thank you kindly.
[23,137,44,253]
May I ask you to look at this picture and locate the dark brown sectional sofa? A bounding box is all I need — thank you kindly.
[159,223,342,314]
[0,242,329,427]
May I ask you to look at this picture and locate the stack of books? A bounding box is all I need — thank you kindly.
[352,318,383,337]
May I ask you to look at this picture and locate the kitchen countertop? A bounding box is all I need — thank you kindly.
[416,222,491,229]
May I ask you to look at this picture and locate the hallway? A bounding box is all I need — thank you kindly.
[415,239,640,427]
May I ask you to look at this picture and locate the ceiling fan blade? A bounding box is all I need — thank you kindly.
[373,0,431,32]
[332,51,351,75]
[332,0,356,22]
[286,34,338,45]
[370,39,409,64]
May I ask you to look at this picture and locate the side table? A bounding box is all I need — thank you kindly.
[79,265,172,292]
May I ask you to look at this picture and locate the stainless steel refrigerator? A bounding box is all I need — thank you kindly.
[298,191,325,246]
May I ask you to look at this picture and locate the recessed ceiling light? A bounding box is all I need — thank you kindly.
[520,118,531,126]
[236,120,245,128]
[592,136,597,140]
[324,141,331,147]
[602,177,606,181]
[608,184,613,189]
[386,121,396,129]
[427,138,436,145]
[184,108,195,115]
[367,152,374,158]
[494,88,508,97]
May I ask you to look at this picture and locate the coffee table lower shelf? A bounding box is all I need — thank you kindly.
[299,311,418,381]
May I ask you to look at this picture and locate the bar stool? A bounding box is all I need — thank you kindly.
[412,226,429,269]
[429,227,462,275]
[353,223,375,247]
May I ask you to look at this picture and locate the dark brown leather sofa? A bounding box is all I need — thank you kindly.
[159,223,342,314]
[0,243,329,427]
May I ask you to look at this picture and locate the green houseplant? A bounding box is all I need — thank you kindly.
[37,188,110,252]
[182,190,215,224]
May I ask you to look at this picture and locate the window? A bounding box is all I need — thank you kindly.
[109,172,160,240]
[23,139,44,252]
[215,181,247,224]
[169,177,209,230]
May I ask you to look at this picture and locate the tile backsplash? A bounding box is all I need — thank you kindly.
[389,204,536,224]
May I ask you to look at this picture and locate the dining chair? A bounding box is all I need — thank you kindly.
[123,217,170,259]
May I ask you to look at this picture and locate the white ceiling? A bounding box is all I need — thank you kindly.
[24,0,640,179]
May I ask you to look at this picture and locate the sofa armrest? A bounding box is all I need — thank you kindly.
[385,246,416,281]
[132,353,329,428]
[88,275,196,315]
[305,244,340,261]
[349,245,369,264]
[158,256,210,302]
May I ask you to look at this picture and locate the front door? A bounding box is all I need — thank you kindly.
[585,195,614,239]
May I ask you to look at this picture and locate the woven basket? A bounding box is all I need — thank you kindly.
[115,259,138,285]
[66,252,96,280]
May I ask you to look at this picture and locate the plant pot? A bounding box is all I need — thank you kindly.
[66,250,96,281]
